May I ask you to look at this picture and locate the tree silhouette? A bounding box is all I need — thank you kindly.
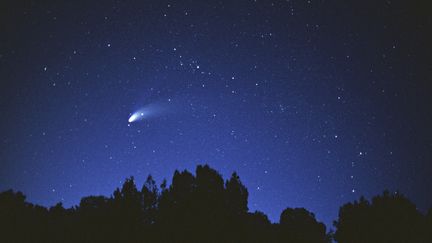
[158,169,197,242]
[112,176,142,241]
[0,190,29,242]
[77,195,113,242]
[225,172,249,215]
[2,165,430,243]
[334,190,428,243]
[279,207,330,243]
[141,175,158,225]
[194,165,227,241]
[426,208,432,241]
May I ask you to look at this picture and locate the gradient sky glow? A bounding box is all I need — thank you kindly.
[1,0,431,227]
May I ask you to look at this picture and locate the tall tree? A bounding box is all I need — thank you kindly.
[112,177,142,241]
[141,174,158,225]
[225,172,249,215]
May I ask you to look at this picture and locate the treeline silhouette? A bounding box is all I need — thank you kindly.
[1,164,431,243]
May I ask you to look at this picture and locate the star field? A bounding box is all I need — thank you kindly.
[1,0,431,226]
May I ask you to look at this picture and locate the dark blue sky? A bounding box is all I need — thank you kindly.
[1,0,431,226]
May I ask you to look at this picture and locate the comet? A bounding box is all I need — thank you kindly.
[128,102,168,123]
[128,109,152,123]
[128,111,145,123]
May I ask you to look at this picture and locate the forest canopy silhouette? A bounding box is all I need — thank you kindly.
[1,164,431,243]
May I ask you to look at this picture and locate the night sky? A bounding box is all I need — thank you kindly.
[1,0,431,226]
